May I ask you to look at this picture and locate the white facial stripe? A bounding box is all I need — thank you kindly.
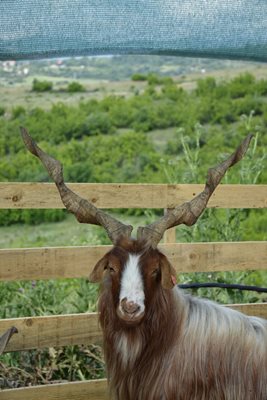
[119,254,145,314]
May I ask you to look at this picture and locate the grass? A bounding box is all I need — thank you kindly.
[0,212,145,249]
[117,127,177,153]
[0,76,147,112]
[0,216,108,388]
[0,214,106,249]
[0,214,109,320]
[147,127,177,153]
[1,60,266,113]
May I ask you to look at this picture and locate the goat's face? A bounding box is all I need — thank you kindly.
[90,239,176,325]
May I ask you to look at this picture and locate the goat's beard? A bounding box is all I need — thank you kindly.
[98,284,183,400]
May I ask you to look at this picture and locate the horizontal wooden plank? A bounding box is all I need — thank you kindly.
[1,304,267,353]
[0,245,110,281]
[165,241,267,274]
[0,183,266,209]
[0,379,108,400]
[0,242,266,281]
[226,303,267,319]
[0,313,101,352]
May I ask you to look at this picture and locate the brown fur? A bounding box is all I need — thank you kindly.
[93,240,267,400]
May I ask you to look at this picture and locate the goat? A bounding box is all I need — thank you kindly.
[21,128,267,400]
[94,239,267,400]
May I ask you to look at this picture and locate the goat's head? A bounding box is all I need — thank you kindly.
[20,127,252,324]
[90,238,176,324]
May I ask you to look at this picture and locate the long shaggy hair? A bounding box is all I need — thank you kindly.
[96,241,267,400]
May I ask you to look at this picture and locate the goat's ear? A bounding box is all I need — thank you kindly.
[159,253,177,289]
[89,256,109,283]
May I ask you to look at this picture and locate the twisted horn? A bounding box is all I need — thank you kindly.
[137,134,253,248]
[20,127,133,244]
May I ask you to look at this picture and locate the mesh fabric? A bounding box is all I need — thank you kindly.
[0,0,267,61]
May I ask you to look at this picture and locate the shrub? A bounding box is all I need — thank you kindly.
[161,83,184,101]
[228,73,255,99]
[67,81,85,93]
[0,209,66,226]
[256,79,267,96]
[131,73,147,81]
[147,73,162,85]
[81,112,115,136]
[32,79,53,92]
[195,77,217,96]
[12,106,26,119]
[132,73,165,86]
[161,77,174,85]
[0,106,5,116]
[233,96,263,117]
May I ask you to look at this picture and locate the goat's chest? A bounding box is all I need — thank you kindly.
[111,332,176,400]
[115,332,143,367]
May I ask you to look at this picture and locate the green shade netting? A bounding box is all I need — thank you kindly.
[0,0,267,61]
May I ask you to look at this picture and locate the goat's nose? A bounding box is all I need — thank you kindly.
[121,298,140,315]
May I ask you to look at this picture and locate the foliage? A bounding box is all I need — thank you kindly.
[162,122,266,304]
[0,216,108,386]
[1,72,266,150]
[67,81,86,93]
[11,106,26,119]
[0,277,98,319]
[228,73,256,99]
[0,209,66,226]
[0,66,266,386]
[131,73,174,85]
[0,106,5,116]
[131,73,147,81]
[0,344,105,389]
[0,72,266,226]
[32,79,53,92]
[0,129,164,226]
[81,111,114,136]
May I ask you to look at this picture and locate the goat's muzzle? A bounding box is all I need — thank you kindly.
[117,297,145,324]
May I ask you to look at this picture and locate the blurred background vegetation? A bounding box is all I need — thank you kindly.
[0,55,266,388]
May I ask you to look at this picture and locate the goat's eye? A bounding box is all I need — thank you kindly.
[108,265,116,273]
[151,267,160,277]
[104,264,116,273]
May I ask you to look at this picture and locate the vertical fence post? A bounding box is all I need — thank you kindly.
[163,208,176,244]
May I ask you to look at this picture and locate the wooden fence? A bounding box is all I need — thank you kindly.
[0,183,267,399]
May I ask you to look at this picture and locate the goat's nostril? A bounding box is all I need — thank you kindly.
[121,298,140,315]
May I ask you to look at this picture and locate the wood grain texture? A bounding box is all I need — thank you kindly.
[1,303,267,353]
[164,228,176,243]
[164,208,176,243]
[0,245,110,281]
[226,303,267,319]
[0,379,108,400]
[0,183,266,209]
[0,313,101,352]
[163,241,267,274]
[0,242,266,281]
